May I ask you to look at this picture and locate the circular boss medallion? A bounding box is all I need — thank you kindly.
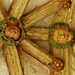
[0,17,26,46]
[49,23,74,48]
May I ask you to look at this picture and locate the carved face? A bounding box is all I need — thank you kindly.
[5,26,21,40]
[52,27,73,44]
[0,18,26,46]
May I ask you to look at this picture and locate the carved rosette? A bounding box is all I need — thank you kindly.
[59,0,71,10]
[51,57,64,71]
